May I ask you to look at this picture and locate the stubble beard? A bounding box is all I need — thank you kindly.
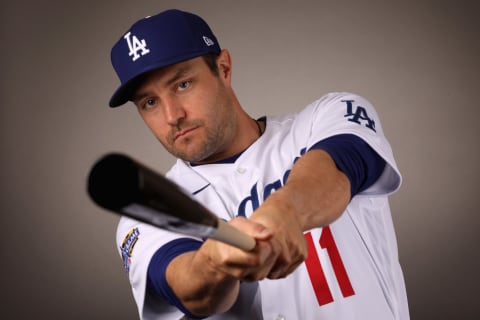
[160,122,223,163]
[161,87,236,163]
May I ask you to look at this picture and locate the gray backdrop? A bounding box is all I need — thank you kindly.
[1,0,478,319]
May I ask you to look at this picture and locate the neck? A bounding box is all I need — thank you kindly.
[254,118,265,137]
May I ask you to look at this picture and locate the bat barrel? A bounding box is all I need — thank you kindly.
[87,153,140,211]
[87,153,217,227]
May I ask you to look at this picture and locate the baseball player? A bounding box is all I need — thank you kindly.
[109,9,409,320]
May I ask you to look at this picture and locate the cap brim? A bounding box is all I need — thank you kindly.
[109,75,146,108]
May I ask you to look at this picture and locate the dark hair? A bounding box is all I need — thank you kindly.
[202,53,220,76]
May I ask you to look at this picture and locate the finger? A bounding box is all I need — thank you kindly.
[240,240,278,282]
[266,239,308,279]
[229,217,273,241]
[203,237,274,279]
[267,257,304,279]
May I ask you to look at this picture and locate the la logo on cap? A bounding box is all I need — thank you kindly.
[124,32,150,62]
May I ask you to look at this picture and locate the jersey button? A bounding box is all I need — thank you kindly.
[275,315,286,320]
[236,167,247,174]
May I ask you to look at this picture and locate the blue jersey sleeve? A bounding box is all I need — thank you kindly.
[309,134,386,198]
[147,238,205,319]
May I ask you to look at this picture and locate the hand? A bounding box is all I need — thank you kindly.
[199,217,279,282]
[250,201,308,279]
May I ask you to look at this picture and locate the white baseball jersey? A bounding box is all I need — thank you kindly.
[116,92,409,320]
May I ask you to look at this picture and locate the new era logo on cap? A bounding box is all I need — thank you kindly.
[203,36,215,46]
[109,9,221,107]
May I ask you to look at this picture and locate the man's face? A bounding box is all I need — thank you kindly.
[132,52,237,163]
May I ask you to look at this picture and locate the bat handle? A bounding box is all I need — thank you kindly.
[211,219,256,251]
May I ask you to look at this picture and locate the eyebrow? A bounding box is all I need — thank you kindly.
[132,67,192,102]
[165,67,191,86]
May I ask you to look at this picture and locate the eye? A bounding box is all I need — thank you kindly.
[146,99,156,107]
[139,98,157,110]
[177,81,191,91]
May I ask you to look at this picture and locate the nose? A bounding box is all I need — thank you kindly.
[163,96,186,126]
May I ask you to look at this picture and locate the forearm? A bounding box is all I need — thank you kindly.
[272,149,351,230]
[252,149,350,232]
[166,249,239,316]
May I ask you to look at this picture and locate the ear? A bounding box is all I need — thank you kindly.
[216,49,232,83]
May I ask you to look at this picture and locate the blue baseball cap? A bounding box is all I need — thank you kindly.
[109,9,221,107]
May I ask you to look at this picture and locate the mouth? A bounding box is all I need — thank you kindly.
[174,126,199,141]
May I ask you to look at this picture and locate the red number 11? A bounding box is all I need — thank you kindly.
[304,226,355,306]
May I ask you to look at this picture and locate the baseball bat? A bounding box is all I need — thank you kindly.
[87,153,256,251]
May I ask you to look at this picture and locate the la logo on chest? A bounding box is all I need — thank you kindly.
[342,99,376,132]
[124,32,150,62]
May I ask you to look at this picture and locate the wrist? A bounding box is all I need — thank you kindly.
[251,190,305,233]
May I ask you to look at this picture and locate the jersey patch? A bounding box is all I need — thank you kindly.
[342,99,376,132]
[120,227,140,272]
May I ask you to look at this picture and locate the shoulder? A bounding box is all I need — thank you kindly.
[268,92,377,127]
[303,92,378,114]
